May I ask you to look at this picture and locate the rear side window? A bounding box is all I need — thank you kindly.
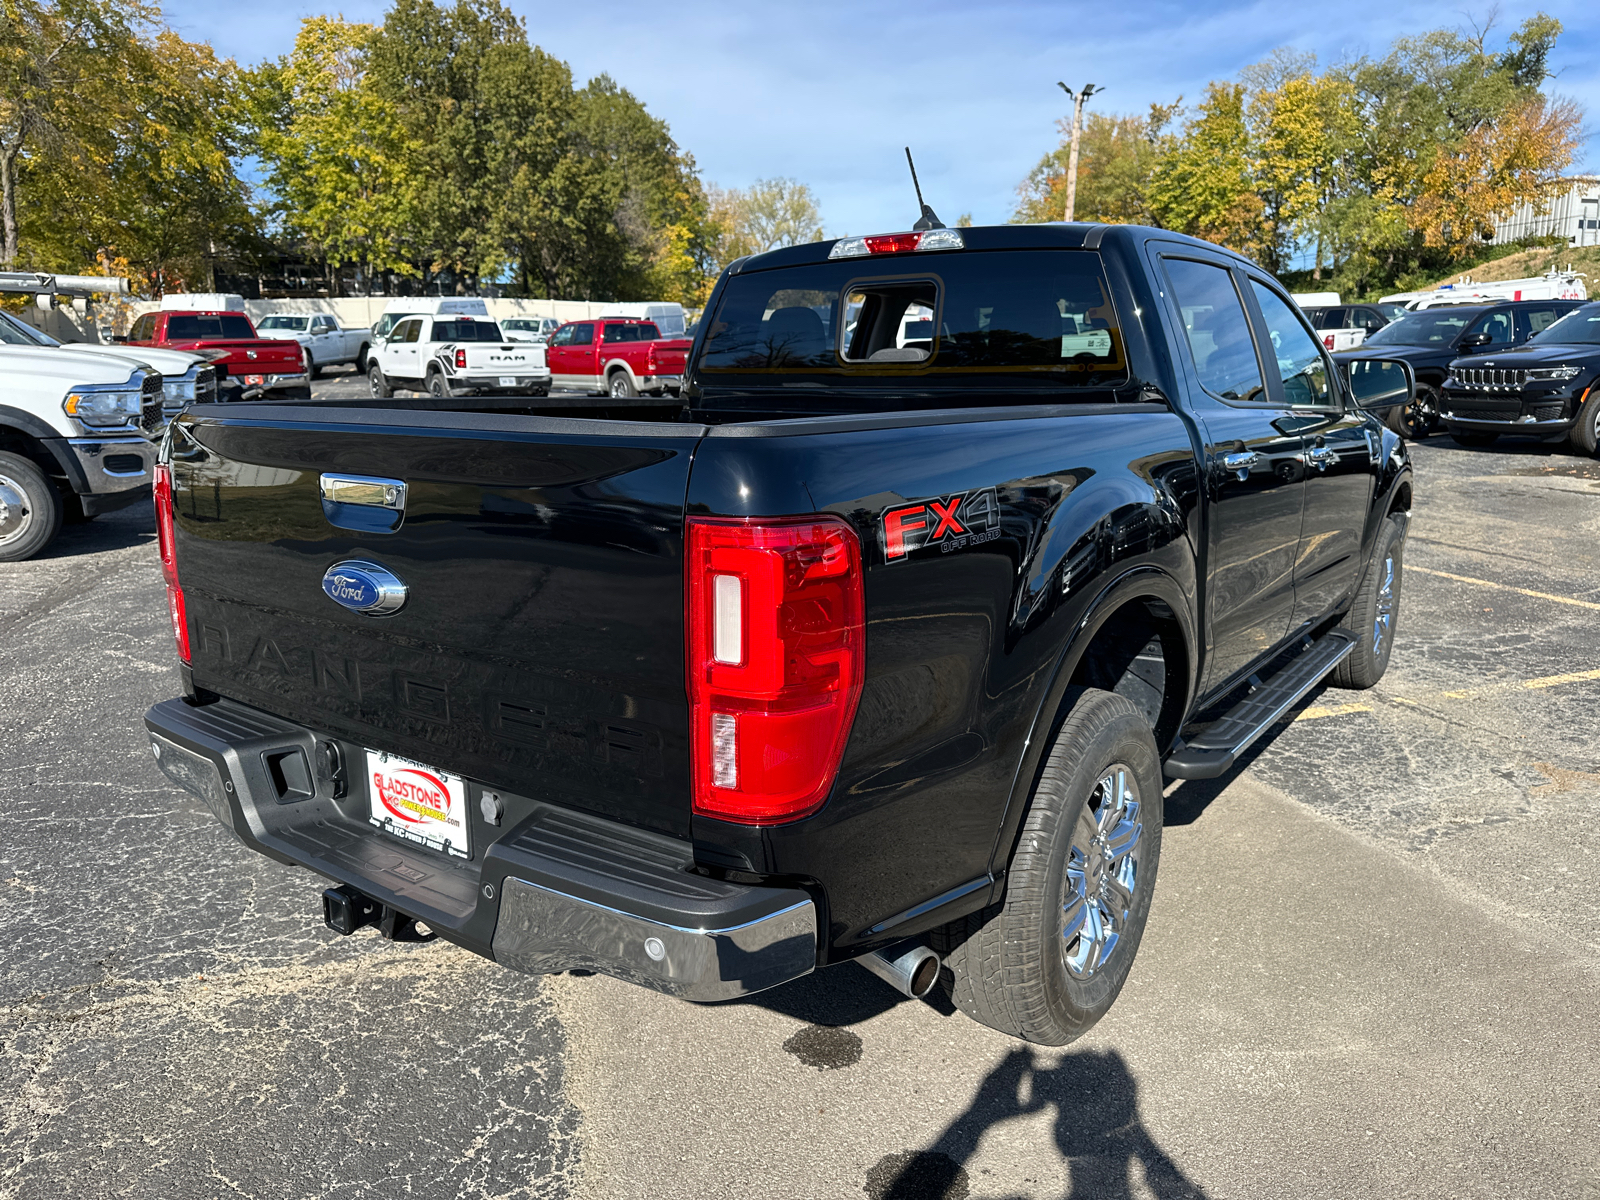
[166,314,255,340]
[698,250,1127,392]
[603,324,639,343]
[1162,258,1265,403]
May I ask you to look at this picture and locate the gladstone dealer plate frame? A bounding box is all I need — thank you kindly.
[365,749,471,859]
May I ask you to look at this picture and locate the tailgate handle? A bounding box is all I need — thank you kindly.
[320,474,407,533]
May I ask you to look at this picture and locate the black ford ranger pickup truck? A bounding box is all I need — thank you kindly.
[144,222,1416,1047]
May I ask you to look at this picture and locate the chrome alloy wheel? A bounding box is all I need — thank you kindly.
[1373,550,1397,657]
[1061,764,1143,981]
[0,472,34,547]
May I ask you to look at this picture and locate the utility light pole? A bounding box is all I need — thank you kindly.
[1057,81,1101,223]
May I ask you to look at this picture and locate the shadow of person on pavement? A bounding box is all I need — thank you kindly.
[871,1046,1208,1200]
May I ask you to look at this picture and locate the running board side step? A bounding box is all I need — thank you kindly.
[1163,631,1356,780]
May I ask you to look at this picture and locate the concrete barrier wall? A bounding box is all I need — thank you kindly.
[123,296,619,330]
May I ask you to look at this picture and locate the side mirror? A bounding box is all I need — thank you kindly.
[1458,331,1492,350]
[1343,358,1415,411]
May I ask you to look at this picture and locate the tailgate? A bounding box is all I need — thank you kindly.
[467,343,544,372]
[167,404,701,836]
[653,339,690,374]
[212,340,304,373]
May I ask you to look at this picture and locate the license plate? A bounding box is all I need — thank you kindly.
[366,750,470,858]
[243,374,265,386]
[498,376,517,387]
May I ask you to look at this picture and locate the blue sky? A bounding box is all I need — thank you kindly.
[167,0,1599,237]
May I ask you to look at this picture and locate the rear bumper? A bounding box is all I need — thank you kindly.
[456,372,552,391]
[143,695,816,1001]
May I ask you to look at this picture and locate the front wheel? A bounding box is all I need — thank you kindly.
[368,364,392,399]
[1568,391,1600,456]
[0,451,64,563]
[934,689,1163,1046]
[308,355,323,380]
[1331,514,1405,689]
[1387,383,1440,439]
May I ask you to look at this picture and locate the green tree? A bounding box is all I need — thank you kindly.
[243,17,418,288]
[1146,83,1265,257]
[707,177,825,263]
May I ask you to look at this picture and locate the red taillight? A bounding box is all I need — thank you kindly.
[1323,334,1336,350]
[153,463,190,662]
[864,233,922,255]
[686,515,865,824]
[455,348,466,369]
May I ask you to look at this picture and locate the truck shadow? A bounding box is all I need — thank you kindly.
[725,955,953,1027]
[868,1046,1209,1199]
[31,506,157,560]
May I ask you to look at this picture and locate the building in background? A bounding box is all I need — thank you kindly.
[1490,177,1600,247]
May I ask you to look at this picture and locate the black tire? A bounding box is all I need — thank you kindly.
[1568,390,1600,456]
[368,364,392,399]
[0,451,64,563]
[1450,431,1499,447]
[608,371,637,399]
[427,369,453,398]
[1386,383,1439,439]
[309,355,323,380]
[355,344,370,374]
[933,689,1163,1046]
[1330,514,1405,689]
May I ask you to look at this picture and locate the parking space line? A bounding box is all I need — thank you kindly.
[1296,667,1600,722]
[1409,566,1600,612]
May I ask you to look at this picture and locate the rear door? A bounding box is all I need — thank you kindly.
[1243,275,1375,630]
[168,405,703,836]
[1154,248,1308,692]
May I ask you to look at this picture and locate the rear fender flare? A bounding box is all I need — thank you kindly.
[984,565,1198,883]
[602,358,637,384]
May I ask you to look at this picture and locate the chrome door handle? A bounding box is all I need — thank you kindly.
[321,474,407,510]
[1222,451,1259,481]
[1307,446,1338,470]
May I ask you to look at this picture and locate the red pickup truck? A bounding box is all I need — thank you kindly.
[544,317,690,397]
[123,307,310,399]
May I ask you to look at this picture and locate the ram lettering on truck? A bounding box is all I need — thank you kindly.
[368,313,550,398]
[144,221,1415,1047]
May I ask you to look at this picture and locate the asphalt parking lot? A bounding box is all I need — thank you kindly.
[3,421,1598,1199]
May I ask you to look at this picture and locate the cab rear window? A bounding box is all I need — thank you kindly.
[166,314,256,340]
[432,319,504,342]
[697,250,1127,397]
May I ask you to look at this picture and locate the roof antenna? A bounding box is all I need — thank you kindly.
[905,148,945,231]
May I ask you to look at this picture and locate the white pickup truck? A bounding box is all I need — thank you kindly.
[255,313,372,377]
[368,313,550,397]
[0,324,211,559]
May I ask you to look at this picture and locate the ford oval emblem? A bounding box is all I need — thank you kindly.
[321,559,407,616]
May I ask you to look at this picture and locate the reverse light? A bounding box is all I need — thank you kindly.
[687,515,865,823]
[153,463,190,662]
[828,229,965,259]
[455,347,467,369]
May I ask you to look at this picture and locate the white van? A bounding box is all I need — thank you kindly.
[372,297,491,342]
[600,302,686,338]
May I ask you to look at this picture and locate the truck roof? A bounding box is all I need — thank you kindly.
[381,298,490,317]
[728,222,1255,276]
[160,293,246,313]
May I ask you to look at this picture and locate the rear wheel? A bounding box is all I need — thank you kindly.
[1386,383,1439,439]
[0,451,64,563]
[1568,391,1600,456]
[1331,514,1405,689]
[427,369,454,398]
[368,363,392,399]
[1450,431,1499,447]
[608,371,637,399]
[934,689,1162,1046]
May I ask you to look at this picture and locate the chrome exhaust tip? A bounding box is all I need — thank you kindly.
[858,941,942,999]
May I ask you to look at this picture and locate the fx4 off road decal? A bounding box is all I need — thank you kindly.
[881,487,1001,563]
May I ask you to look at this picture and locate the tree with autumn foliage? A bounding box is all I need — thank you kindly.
[1013,12,1584,296]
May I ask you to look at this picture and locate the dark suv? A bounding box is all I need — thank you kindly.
[1441,301,1600,452]
[1335,298,1585,439]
